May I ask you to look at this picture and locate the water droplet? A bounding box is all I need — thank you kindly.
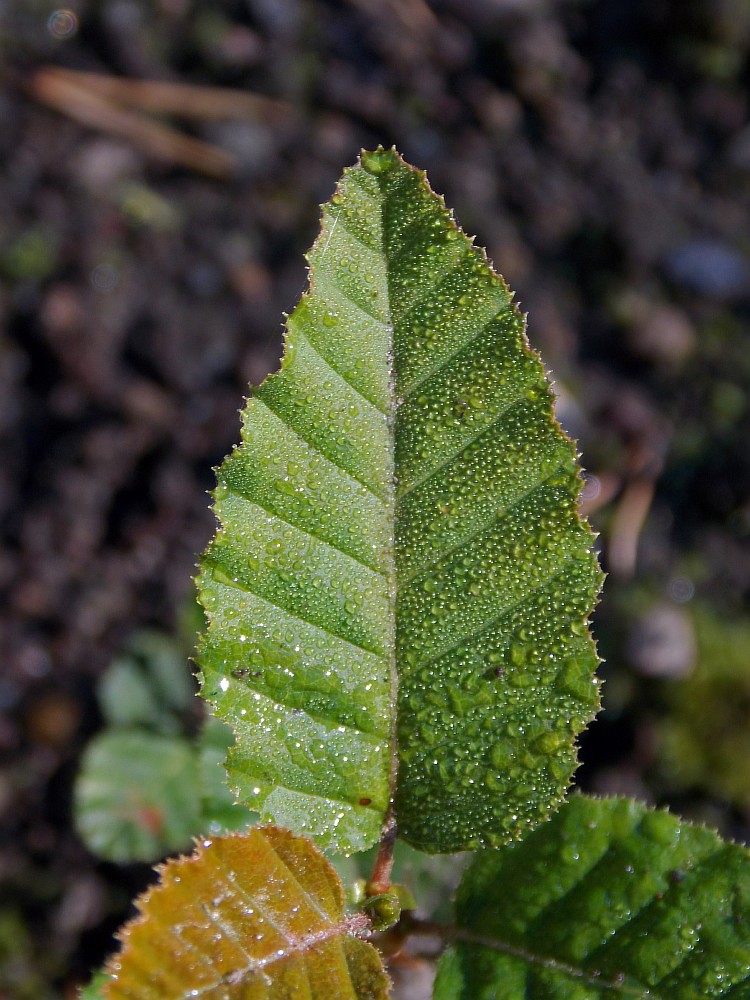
[48,8,78,38]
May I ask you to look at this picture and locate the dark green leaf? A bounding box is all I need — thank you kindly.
[434,795,750,999]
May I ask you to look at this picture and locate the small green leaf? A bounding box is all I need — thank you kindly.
[79,972,110,1000]
[75,730,199,862]
[76,722,255,862]
[130,630,194,714]
[98,630,193,733]
[434,794,750,999]
[103,827,390,1000]
[198,716,256,834]
[197,147,600,854]
[98,658,162,731]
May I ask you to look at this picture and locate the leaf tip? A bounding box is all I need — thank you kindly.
[359,146,401,175]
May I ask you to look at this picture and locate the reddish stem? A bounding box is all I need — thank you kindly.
[367,809,397,894]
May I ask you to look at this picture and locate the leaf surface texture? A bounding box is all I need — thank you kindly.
[197,147,601,852]
[434,795,750,998]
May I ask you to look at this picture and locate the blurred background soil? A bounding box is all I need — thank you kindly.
[1,0,750,996]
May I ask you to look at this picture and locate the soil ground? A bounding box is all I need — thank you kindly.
[2,1,750,996]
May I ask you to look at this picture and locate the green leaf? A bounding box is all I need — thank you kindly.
[103,827,389,1000]
[98,630,194,734]
[79,972,110,1000]
[98,657,157,730]
[433,794,750,999]
[196,146,600,853]
[75,730,200,862]
[198,716,257,834]
[76,721,255,862]
[654,601,750,809]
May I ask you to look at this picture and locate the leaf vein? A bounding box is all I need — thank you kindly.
[398,294,514,402]
[207,566,385,659]
[389,248,470,324]
[433,923,655,997]
[400,460,570,585]
[323,207,381,258]
[400,557,583,675]
[311,266,387,325]
[234,770,384,818]
[254,396,386,503]
[578,841,722,975]
[397,390,533,500]
[298,326,389,416]
[221,482,386,579]
[230,680,386,741]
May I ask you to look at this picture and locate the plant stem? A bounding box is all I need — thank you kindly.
[367,808,397,894]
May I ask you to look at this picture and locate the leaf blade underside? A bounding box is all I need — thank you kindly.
[103,827,389,1000]
[433,795,750,999]
[197,147,601,853]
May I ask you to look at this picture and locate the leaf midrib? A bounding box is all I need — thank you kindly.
[372,167,401,826]
[442,923,657,998]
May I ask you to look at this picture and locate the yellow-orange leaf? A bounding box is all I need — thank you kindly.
[104,827,389,999]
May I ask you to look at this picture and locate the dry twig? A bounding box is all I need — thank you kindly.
[27,66,291,179]
[39,67,292,122]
